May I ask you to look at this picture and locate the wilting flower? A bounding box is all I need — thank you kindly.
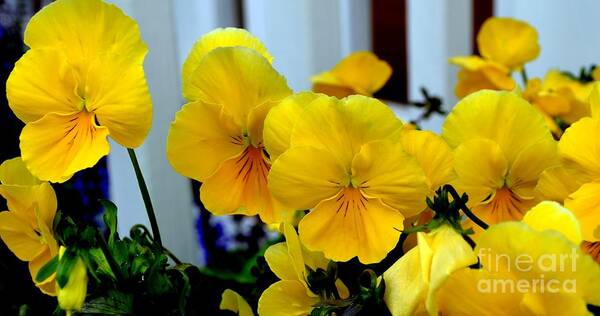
[6,0,152,183]
[442,90,557,228]
[383,224,477,316]
[57,247,88,315]
[267,94,429,263]
[0,157,59,295]
[167,29,291,223]
[258,224,348,316]
[436,206,600,315]
[450,17,540,98]
[220,289,254,316]
[449,56,515,99]
[523,69,592,134]
[311,51,391,98]
[536,83,600,259]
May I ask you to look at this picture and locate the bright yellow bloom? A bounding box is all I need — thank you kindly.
[449,56,516,99]
[57,247,88,315]
[522,201,582,245]
[442,90,558,228]
[0,157,59,295]
[312,51,391,98]
[220,289,254,316]
[182,27,273,102]
[477,17,540,71]
[267,94,429,263]
[258,224,348,316]
[523,70,592,134]
[167,32,291,223]
[536,84,600,248]
[383,224,477,316]
[436,221,600,315]
[7,0,152,183]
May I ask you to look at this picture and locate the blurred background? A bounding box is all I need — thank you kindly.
[1,0,599,312]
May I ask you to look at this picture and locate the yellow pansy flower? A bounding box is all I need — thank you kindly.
[449,56,516,99]
[57,247,88,315]
[450,17,539,98]
[0,157,59,295]
[477,17,540,71]
[267,94,429,264]
[181,27,273,102]
[442,90,558,228]
[312,51,391,98]
[436,221,600,315]
[383,224,477,316]
[258,224,348,316]
[7,0,152,183]
[220,289,254,316]
[523,70,592,134]
[167,40,291,223]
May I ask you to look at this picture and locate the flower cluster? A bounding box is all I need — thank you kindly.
[0,1,598,315]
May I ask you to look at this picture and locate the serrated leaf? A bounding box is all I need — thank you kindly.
[35,255,58,283]
[80,290,133,314]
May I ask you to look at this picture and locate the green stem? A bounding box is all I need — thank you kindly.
[97,229,125,283]
[520,67,529,86]
[444,185,489,230]
[127,148,163,246]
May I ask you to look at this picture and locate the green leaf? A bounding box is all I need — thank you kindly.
[56,248,78,288]
[80,290,133,315]
[100,199,118,246]
[86,248,115,279]
[35,255,58,283]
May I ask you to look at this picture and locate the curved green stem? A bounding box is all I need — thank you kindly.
[127,148,162,246]
[444,185,489,230]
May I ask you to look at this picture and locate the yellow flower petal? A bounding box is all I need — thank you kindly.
[453,139,508,205]
[443,90,551,165]
[199,146,277,221]
[298,188,404,264]
[506,138,558,199]
[6,49,79,123]
[400,130,455,194]
[182,47,291,126]
[351,140,429,217]
[383,225,477,316]
[20,111,110,183]
[263,92,322,161]
[588,82,600,119]
[312,51,391,96]
[535,166,589,202]
[25,0,147,68]
[258,280,318,316]
[220,289,254,316]
[268,146,347,211]
[0,211,45,261]
[85,52,152,148]
[0,157,41,186]
[30,248,57,296]
[182,27,272,92]
[565,182,600,242]
[290,95,403,170]
[264,242,298,281]
[167,101,244,181]
[559,117,600,178]
[450,56,515,98]
[477,17,540,70]
[523,201,583,245]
